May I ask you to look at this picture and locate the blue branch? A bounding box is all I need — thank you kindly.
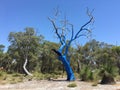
[48,17,64,45]
[58,42,66,54]
[74,16,93,40]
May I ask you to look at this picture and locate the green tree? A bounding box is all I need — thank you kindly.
[8,27,43,75]
[112,46,120,74]
[0,44,5,68]
[40,41,61,74]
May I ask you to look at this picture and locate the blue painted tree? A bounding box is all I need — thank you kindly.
[49,9,94,81]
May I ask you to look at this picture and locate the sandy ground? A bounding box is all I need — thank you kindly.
[1,78,120,90]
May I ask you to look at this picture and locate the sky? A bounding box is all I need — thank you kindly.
[0,0,120,51]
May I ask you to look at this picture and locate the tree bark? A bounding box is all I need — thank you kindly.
[58,55,75,81]
[52,49,75,81]
[23,57,33,76]
[77,59,81,73]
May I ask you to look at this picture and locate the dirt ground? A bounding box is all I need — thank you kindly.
[1,78,120,90]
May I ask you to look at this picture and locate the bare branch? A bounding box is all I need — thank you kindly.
[54,7,59,17]
[68,23,74,40]
[87,8,94,18]
[48,17,63,44]
[77,34,88,39]
[74,9,94,40]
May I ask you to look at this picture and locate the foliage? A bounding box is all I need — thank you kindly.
[80,65,94,81]
[92,81,98,86]
[1,27,120,84]
[39,41,60,74]
[100,71,116,84]
[0,71,24,84]
[33,72,59,80]
[7,28,44,74]
[67,82,77,88]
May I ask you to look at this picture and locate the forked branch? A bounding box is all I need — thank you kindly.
[74,17,93,40]
[48,17,64,45]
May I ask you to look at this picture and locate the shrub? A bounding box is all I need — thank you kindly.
[92,81,98,86]
[100,71,116,84]
[80,65,100,82]
[0,71,7,80]
[44,74,51,80]
[67,83,77,88]
[80,66,94,81]
[33,72,43,80]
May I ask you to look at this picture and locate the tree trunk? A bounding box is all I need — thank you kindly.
[58,55,75,81]
[77,59,81,73]
[62,64,65,78]
[23,57,33,76]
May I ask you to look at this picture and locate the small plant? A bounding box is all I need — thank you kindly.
[92,82,98,86]
[115,75,120,81]
[33,72,44,80]
[44,74,52,80]
[67,83,77,88]
[80,65,100,82]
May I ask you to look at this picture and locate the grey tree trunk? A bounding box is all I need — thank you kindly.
[77,59,81,73]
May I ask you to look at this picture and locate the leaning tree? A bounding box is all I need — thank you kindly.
[49,9,94,81]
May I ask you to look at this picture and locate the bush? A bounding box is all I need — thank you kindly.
[33,72,44,80]
[67,83,77,88]
[80,66,94,81]
[115,75,120,81]
[99,64,118,84]
[44,74,51,80]
[92,82,98,86]
[80,66,100,82]
[100,63,118,77]
[0,71,7,80]
[100,71,116,84]
[0,71,7,77]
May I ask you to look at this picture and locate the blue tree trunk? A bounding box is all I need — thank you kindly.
[49,12,93,81]
[58,55,75,81]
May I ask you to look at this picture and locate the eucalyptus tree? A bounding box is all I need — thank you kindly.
[0,45,12,72]
[112,46,120,74]
[40,41,60,73]
[0,45,5,59]
[0,45,5,52]
[49,9,94,81]
[8,28,43,75]
[0,44,5,67]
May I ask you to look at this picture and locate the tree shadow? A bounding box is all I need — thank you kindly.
[51,79,67,82]
[49,78,75,82]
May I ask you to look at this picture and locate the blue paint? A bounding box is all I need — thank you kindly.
[49,14,93,81]
[52,34,75,81]
[58,55,75,81]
